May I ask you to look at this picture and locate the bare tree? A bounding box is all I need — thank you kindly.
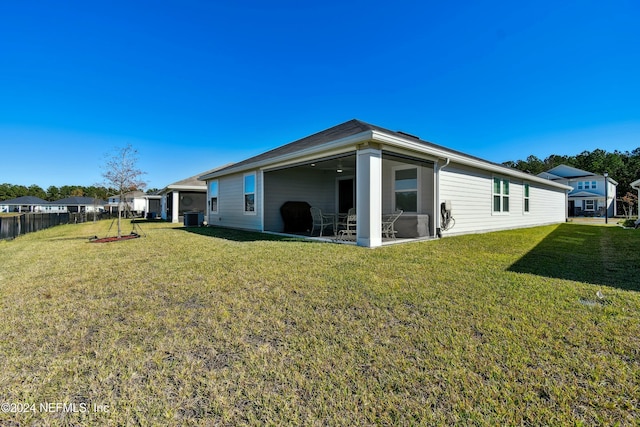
[102,144,146,238]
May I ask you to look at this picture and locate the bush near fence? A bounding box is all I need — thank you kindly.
[0,212,112,240]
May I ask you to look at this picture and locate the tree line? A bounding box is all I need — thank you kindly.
[0,184,158,202]
[503,148,640,197]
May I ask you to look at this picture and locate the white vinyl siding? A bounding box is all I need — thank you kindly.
[208,172,262,231]
[439,163,566,236]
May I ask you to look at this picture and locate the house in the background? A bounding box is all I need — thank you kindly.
[538,165,617,218]
[159,166,232,223]
[106,191,159,217]
[0,196,49,213]
[51,196,106,213]
[198,119,571,247]
[632,179,640,197]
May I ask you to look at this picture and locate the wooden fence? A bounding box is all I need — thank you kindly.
[0,212,111,240]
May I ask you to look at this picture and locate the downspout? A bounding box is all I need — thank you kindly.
[435,157,450,238]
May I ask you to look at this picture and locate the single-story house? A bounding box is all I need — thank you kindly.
[51,196,107,213]
[198,120,571,247]
[159,165,232,223]
[106,191,159,217]
[0,196,50,213]
[538,165,617,217]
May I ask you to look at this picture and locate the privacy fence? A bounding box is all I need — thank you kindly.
[0,212,111,240]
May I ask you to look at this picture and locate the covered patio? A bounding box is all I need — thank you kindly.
[262,150,436,245]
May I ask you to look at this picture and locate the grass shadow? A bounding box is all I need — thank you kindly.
[178,226,309,243]
[509,223,640,291]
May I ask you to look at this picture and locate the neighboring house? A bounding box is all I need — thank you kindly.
[51,196,107,213]
[538,165,617,218]
[631,179,640,200]
[106,191,158,217]
[0,196,49,213]
[199,119,571,247]
[159,166,232,223]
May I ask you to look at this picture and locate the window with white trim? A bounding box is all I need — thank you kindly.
[243,173,256,214]
[493,176,509,213]
[394,167,418,212]
[209,180,218,214]
[591,181,597,189]
[523,182,530,213]
[585,199,595,211]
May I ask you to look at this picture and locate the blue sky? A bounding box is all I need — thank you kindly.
[1,0,638,190]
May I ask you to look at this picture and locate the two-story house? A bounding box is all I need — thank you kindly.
[538,164,617,217]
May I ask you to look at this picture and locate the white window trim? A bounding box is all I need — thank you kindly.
[492,175,510,215]
[584,199,595,211]
[523,182,530,214]
[392,165,420,213]
[209,180,219,214]
[243,172,257,215]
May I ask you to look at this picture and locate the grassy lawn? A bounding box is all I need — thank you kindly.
[0,220,638,425]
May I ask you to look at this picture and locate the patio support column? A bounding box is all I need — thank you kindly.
[172,191,180,223]
[356,147,382,247]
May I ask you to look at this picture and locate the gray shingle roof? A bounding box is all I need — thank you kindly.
[209,119,375,175]
[0,196,49,205]
[203,119,522,179]
[52,197,106,205]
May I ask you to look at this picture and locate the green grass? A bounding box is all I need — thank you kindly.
[1,221,639,425]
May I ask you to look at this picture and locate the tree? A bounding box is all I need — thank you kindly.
[102,144,146,237]
[619,192,638,219]
[46,186,61,201]
[27,184,46,199]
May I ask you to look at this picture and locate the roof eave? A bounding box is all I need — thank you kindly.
[371,131,574,191]
[198,130,374,180]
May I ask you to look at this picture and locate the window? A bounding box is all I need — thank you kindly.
[493,176,510,213]
[577,182,583,190]
[591,181,597,189]
[585,200,595,211]
[209,180,218,213]
[394,167,418,212]
[244,173,256,213]
[524,182,530,213]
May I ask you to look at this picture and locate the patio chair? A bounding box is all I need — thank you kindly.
[310,207,335,237]
[381,210,403,239]
[337,212,357,241]
[336,207,356,233]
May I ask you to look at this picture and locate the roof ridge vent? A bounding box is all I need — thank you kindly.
[397,131,420,139]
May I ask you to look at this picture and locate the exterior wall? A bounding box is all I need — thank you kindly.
[564,177,617,217]
[132,197,147,213]
[439,163,566,236]
[208,171,262,231]
[263,168,335,232]
[606,180,617,217]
